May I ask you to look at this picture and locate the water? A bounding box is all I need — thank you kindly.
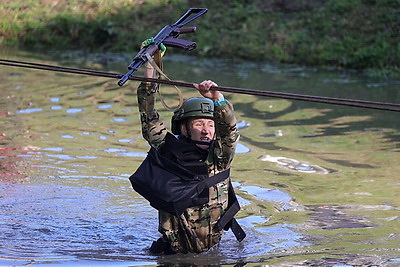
[0,48,399,266]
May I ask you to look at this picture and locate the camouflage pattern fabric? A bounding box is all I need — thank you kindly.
[137,82,239,253]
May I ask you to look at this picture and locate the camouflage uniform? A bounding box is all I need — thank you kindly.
[137,82,239,253]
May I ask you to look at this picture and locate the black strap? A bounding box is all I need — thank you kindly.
[216,199,246,241]
[216,182,246,242]
[231,218,246,242]
[196,168,230,194]
[217,198,240,230]
[195,169,246,242]
[171,169,231,215]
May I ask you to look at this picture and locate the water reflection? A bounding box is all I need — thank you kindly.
[66,108,83,113]
[258,154,332,174]
[16,108,43,114]
[0,49,399,266]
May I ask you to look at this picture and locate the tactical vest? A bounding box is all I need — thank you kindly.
[129,133,245,241]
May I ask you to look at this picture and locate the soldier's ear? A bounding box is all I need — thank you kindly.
[180,123,188,137]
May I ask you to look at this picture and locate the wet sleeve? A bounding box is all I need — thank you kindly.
[137,82,167,149]
[213,100,240,170]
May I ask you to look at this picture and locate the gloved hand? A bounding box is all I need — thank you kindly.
[141,37,166,57]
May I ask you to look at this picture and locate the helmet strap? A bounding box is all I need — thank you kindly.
[183,120,191,139]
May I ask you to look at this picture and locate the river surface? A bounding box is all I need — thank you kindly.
[0,48,399,266]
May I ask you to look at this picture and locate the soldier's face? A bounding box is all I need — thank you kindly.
[186,118,215,149]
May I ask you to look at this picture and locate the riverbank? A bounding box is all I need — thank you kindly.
[1,0,399,76]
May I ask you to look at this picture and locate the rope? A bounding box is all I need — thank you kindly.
[1,58,399,112]
[145,53,184,111]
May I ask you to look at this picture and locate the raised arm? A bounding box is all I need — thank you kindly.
[137,63,167,149]
[194,80,239,170]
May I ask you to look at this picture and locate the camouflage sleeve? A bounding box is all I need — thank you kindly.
[212,99,239,170]
[137,82,167,150]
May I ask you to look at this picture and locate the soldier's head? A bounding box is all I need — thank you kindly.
[171,97,215,149]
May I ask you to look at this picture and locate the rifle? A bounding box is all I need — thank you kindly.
[118,8,208,86]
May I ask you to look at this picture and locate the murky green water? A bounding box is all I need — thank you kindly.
[1,47,399,266]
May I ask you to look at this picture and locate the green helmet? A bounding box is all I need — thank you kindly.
[171,97,214,135]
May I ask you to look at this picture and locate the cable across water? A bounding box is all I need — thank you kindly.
[1,58,399,112]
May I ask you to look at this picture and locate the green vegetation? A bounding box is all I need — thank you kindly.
[1,0,399,75]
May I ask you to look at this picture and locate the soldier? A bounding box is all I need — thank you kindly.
[130,54,245,254]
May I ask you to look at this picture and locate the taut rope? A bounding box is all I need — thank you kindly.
[1,58,399,112]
